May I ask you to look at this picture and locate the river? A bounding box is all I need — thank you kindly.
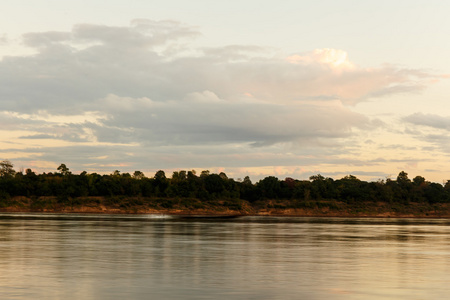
[1,213,450,299]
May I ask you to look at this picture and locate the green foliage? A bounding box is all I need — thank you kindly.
[0,160,15,177]
[1,161,450,209]
[57,164,71,176]
[133,171,145,180]
[257,176,281,199]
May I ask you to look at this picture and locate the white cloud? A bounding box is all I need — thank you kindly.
[286,48,354,70]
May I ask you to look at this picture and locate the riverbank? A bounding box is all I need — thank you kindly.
[2,196,450,218]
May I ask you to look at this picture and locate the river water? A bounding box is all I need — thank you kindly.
[1,213,450,299]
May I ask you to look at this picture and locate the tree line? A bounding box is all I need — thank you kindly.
[1,160,450,204]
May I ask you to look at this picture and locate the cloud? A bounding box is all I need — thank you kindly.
[19,134,61,140]
[0,34,8,45]
[22,31,72,48]
[72,19,199,48]
[2,91,368,148]
[280,49,439,104]
[0,19,445,178]
[202,45,269,61]
[0,20,441,114]
[404,112,450,130]
[89,93,368,147]
[286,48,354,69]
[402,113,450,153]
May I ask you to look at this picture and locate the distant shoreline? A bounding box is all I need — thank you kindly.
[1,209,449,219]
[1,196,450,218]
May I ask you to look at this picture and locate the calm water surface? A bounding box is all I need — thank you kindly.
[1,213,450,299]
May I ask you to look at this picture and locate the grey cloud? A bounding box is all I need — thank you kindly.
[368,84,425,99]
[424,169,442,173]
[6,141,409,181]
[0,35,8,44]
[202,45,269,61]
[18,131,90,143]
[0,20,200,114]
[19,134,59,139]
[72,19,199,48]
[422,146,438,151]
[0,111,51,130]
[0,19,443,176]
[404,112,450,130]
[4,142,371,176]
[419,134,450,153]
[0,20,441,115]
[379,144,418,151]
[22,31,72,48]
[368,157,432,164]
[88,93,368,147]
[402,113,450,153]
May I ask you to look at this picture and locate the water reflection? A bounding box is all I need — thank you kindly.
[1,214,450,299]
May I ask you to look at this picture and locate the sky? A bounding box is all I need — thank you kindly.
[1,0,450,182]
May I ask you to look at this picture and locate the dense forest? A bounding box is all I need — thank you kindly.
[1,160,450,207]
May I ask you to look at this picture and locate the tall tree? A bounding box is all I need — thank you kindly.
[133,171,145,180]
[57,164,71,176]
[0,160,15,177]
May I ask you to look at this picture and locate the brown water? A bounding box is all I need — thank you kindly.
[1,214,450,299]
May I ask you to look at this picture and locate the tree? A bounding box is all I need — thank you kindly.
[57,164,71,176]
[204,174,225,195]
[281,177,296,198]
[411,175,427,202]
[133,171,145,180]
[425,183,447,203]
[342,175,359,181]
[413,175,426,186]
[187,170,197,180]
[0,160,15,177]
[25,168,36,176]
[309,174,334,199]
[395,171,412,203]
[257,176,281,199]
[243,176,252,185]
[219,172,228,180]
[396,171,411,185]
[445,180,450,191]
[171,171,180,181]
[154,170,166,180]
[337,175,364,202]
[179,170,187,181]
[154,170,168,196]
[239,176,258,201]
[309,174,325,182]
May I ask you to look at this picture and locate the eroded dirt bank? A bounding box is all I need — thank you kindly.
[2,196,450,218]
